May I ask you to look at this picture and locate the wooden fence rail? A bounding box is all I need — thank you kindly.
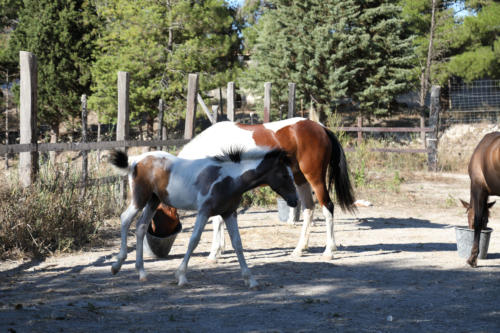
[5,51,442,188]
[0,139,190,155]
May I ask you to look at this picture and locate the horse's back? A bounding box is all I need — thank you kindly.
[470,132,500,195]
[179,121,257,159]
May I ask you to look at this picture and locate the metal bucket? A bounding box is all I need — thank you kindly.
[143,221,182,259]
[455,227,493,259]
[277,198,301,222]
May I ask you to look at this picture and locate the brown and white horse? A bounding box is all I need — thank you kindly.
[178,117,356,260]
[460,132,500,267]
[109,147,297,288]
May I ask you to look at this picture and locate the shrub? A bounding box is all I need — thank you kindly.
[0,164,121,259]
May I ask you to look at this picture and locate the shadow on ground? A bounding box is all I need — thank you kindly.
[1,246,499,333]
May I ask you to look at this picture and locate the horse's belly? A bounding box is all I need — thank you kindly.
[164,181,198,210]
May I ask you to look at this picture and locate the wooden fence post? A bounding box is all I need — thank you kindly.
[117,72,130,145]
[427,85,440,172]
[117,71,130,202]
[227,82,235,122]
[184,73,199,139]
[288,83,296,119]
[212,105,219,123]
[357,116,363,145]
[4,69,9,169]
[264,82,271,123]
[81,94,88,186]
[19,51,38,187]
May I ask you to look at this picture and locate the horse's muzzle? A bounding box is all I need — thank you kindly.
[287,199,298,208]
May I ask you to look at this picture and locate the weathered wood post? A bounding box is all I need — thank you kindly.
[117,71,130,202]
[19,51,38,187]
[264,82,271,123]
[357,115,363,145]
[427,85,440,172]
[4,69,9,169]
[288,83,296,119]
[227,82,235,122]
[184,73,199,139]
[81,94,88,186]
[211,105,219,123]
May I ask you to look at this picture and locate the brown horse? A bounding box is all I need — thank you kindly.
[177,117,356,260]
[460,132,500,267]
[150,204,180,237]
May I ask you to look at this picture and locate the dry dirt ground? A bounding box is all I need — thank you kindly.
[1,172,499,333]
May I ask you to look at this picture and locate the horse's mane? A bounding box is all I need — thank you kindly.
[211,146,290,165]
[211,146,245,163]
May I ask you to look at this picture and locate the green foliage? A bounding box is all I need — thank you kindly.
[401,0,500,85]
[242,0,415,118]
[7,0,99,130]
[240,186,277,207]
[89,0,242,128]
[447,2,500,81]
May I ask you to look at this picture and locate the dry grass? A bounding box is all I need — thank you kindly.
[0,154,122,260]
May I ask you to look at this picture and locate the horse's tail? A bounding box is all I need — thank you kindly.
[324,127,356,213]
[110,150,130,175]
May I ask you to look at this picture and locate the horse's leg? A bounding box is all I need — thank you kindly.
[292,183,315,257]
[207,215,226,263]
[467,188,488,267]
[175,212,209,286]
[309,180,336,260]
[134,197,160,281]
[112,204,141,275]
[224,212,258,289]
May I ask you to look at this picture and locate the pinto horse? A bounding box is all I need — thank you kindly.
[178,117,356,260]
[460,132,500,267]
[109,147,298,288]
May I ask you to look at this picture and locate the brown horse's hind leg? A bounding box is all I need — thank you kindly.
[467,188,488,267]
[307,177,337,260]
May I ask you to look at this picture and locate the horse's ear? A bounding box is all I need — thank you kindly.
[488,201,496,209]
[460,199,470,210]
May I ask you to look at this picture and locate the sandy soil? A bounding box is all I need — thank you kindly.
[1,173,499,333]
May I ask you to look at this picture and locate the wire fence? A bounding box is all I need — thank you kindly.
[444,79,500,124]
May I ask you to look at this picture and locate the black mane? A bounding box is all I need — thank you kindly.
[212,146,244,163]
[211,146,291,165]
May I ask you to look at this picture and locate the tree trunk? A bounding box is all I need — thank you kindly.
[419,0,438,145]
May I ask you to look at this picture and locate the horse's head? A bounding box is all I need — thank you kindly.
[460,199,495,228]
[261,149,298,207]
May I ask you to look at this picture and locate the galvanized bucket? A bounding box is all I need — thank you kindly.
[143,221,182,259]
[455,227,493,259]
[277,198,301,223]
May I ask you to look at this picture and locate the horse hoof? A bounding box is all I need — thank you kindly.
[111,265,120,275]
[206,255,218,264]
[467,258,478,268]
[322,252,334,261]
[291,249,304,257]
[139,275,148,282]
[249,283,260,290]
[177,277,189,287]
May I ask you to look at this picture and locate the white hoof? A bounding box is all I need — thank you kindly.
[322,252,334,261]
[291,248,305,257]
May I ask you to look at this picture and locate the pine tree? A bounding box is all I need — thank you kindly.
[6,0,99,136]
[89,0,242,130]
[243,0,415,118]
[447,1,500,81]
